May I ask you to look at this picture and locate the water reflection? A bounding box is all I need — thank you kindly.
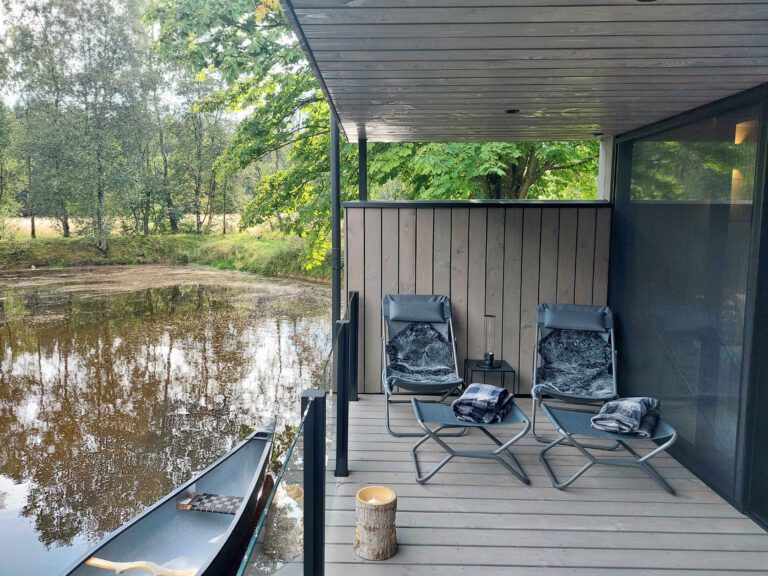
[0,268,330,574]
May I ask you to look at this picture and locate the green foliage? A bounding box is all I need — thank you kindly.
[146,0,599,268]
[1,0,252,247]
[0,232,330,280]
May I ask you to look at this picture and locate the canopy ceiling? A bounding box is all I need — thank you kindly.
[283,0,768,142]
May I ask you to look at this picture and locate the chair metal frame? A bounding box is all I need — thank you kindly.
[381,295,464,437]
[531,304,619,449]
[539,404,677,494]
[410,399,530,485]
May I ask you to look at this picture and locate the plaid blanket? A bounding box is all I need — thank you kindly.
[591,397,660,437]
[451,383,514,424]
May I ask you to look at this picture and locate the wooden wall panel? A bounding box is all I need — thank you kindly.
[416,208,434,294]
[466,209,487,366]
[381,209,399,297]
[539,208,560,305]
[519,209,542,395]
[345,203,611,395]
[432,209,452,296]
[593,207,612,306]
[398,207,417,293]
[502,208,524,391]
[556,208,579,305]
[363,208,382,393]
[345,208,366,383]
[484,208,505,386]
[450,208,470,372]
[575,207,597,304]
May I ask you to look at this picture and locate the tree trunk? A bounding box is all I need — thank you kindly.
[27,154,35,239]
[95,146,107,252]
[193,114,203,234]
[222,174,229,235]
[158,119,177,233]
[60,215,70,237]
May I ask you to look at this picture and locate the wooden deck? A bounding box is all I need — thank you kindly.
[325,394,768,575]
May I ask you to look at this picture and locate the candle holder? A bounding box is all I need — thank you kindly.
[480,314,501,368]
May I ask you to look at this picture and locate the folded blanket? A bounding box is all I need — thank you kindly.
[591,397,660,437]
[452,383,513,424]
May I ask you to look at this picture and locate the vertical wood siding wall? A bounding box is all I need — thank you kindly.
[345,203,612,395]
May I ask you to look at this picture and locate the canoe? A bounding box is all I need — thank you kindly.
[64,425,274,576]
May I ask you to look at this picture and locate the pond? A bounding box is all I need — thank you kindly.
[0,265,331,575]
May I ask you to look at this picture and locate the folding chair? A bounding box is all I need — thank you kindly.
[539,404,678,494]
[410,398,530,485]
[381,294,464,437]
[531,303,618,446]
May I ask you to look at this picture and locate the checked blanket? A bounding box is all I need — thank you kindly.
[452,383,514,424]
[591,397,660,438]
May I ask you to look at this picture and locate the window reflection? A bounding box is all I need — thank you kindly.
[618,105,760,497]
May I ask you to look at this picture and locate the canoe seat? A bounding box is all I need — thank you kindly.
[176,492,244,515]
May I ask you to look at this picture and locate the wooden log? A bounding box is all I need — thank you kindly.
[354,486,398,561]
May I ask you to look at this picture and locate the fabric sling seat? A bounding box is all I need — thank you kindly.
[410,398,530,485]
[531,303,618,444]
[539,404,678,494]
[381,294,464,437]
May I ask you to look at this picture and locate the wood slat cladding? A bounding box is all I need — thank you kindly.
[284,0,768,141]
[344,202,611,394]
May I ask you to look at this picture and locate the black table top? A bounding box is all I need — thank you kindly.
[465,358,515,373]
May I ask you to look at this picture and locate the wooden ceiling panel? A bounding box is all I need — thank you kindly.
[284,0,768,141]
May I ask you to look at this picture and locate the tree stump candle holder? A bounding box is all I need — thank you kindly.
[354,486,398,561]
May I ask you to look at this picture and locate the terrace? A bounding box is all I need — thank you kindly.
[246,1,768,574]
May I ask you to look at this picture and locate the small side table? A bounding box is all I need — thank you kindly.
[464,359,517,395]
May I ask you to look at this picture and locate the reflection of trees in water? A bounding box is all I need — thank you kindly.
[0,284,330,548]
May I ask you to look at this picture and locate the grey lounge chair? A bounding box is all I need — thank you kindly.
[410,398,530,485]
[539,404,678,494]
[381,294,464,437]
[531,303,618,444]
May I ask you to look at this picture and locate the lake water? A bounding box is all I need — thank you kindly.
[0,265,331,575]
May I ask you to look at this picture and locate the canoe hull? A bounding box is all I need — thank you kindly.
[64,426,274,576]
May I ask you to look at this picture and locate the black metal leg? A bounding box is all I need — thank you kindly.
[411,419,529,485]
[540,429,676,494]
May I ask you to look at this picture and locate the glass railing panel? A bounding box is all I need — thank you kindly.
[238,400,309,576]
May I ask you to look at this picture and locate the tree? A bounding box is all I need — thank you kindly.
[0,104,21,236]
[147,0,598,266]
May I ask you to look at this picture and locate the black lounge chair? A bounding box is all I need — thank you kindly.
[531,303,618,445]
[410,398,530,485]
[381,294,464,437]
[539,404,678,493]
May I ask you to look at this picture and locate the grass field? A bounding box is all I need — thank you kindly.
[6,215,244,238]
[0,231,331,282]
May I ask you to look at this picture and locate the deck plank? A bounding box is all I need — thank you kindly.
[323,394,768,574]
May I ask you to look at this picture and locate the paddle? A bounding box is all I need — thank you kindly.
[85,557,196,576]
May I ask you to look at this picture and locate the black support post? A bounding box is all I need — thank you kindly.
[358,137,368,201]
[348,291,359,402]
[331,116,341,332]
[335,320,350,477]
[302,390,326,576]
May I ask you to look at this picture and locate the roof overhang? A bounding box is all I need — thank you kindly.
[283,0,768,142]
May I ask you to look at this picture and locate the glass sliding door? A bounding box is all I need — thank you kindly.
[612,103,762,501]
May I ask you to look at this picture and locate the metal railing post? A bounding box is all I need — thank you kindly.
[301,390,326,576]
[335,320,350,477]
[348,291,359,402]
